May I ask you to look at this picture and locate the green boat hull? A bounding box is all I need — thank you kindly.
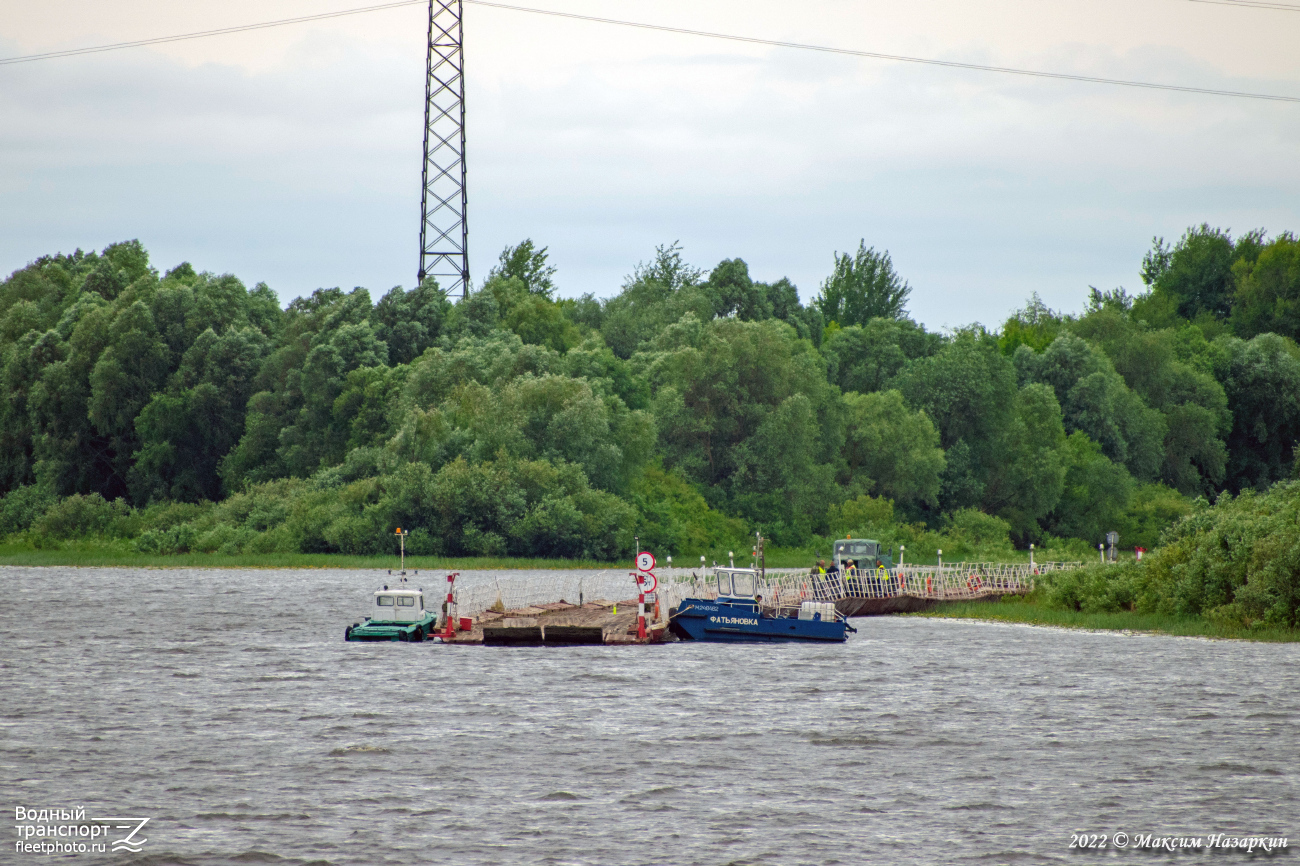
[345,613,438,642]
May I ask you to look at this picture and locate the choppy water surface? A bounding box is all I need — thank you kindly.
[2,566,1297,865]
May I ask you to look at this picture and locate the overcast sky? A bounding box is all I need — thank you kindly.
[2,0,1298,329]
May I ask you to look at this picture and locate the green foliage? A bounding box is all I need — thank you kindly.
[1230,233,1300,341]
[372,281,450,364]
[814,241,911,325]
[825,494,895,535]
[821,317,941,394]
[635,315,839,541]
[490,239,558,298]
[628,465,749,555]
[1042,562,1141,614]
[946,508,1013,553]
[1044,480,1300,629]
[998,293,1065,356]
[3,228,1300,565]
[32,493,132,540]
[885,332,1071,538]
[1215,333,1300,492]
[1015,333,1165,481]
[0,485,56,536]
[840,389,944,510]
[1045,432,1134,544]
[1117,482,1195,550]
[1142,225,1264,321]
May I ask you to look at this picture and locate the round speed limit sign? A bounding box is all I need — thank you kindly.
[636,551,656,572]
[637,572,658,593]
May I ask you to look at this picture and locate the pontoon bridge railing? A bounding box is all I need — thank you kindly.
[444,561,1081,620]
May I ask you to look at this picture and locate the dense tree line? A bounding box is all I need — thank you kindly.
[1,225,1297,558]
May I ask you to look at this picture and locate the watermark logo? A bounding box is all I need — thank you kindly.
[99,817,149,853]
[1070,831,1289,854]
[13,806,151,855]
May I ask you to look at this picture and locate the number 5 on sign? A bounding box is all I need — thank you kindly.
[636,551,655,572]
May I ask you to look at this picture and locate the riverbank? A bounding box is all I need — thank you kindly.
[0,541,828,570]
[915,598,1300,642]
[0,538,1079,571]
[0,542,618,571]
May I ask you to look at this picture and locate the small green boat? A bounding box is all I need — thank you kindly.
[345,577,437,642]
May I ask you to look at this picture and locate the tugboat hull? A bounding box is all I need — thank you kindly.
[345,614,437,642]
[669,597,847,643]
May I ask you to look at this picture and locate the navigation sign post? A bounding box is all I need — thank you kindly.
[634,550,656,640]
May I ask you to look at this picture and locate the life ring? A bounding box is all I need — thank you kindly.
[967,575,983,592]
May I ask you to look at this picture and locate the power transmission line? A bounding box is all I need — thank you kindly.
[465,0,1300,103]
[0,0,425,66]
[1186,0,1300,10]
[1,0,1296,104]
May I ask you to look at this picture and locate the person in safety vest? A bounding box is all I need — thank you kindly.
[842,559,856,594]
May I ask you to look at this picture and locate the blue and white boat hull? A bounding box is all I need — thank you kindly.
[669,597,848,643]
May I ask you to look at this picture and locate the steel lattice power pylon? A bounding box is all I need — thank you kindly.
[418,0,468,298]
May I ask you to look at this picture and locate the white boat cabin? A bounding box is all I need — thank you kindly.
[373,585,426,622]
[712,568,759,599]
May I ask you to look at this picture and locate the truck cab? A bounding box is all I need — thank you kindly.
[832,538,892,572]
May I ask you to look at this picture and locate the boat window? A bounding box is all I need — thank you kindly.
[714,572,731,596]
[732,571,756,597]
[419,595,425,609]
[377,595,395,606]
[397,596,415,607]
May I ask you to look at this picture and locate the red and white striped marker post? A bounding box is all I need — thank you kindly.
[635,551,656,641]
[441,572,459,641]
[637,588,646,640]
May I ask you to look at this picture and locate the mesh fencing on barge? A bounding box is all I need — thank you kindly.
[450,562,1081,618]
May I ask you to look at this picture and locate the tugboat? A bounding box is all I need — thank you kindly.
[344,575,438,642]
[668,566,854,643]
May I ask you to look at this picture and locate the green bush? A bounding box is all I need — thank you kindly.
[134,522,200,554]
[32,494,131,539]
[1042,562,1140,613]
[825,494,895,536]
[1039,481,1300,627]
[0,486,56,536]
[947,508,1013,550]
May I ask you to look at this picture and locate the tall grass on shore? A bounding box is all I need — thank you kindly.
[0,542,618,571]
[916,598,1300,642]
[0,540,853,570]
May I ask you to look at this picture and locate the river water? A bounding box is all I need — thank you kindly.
[2,566,1297,864]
